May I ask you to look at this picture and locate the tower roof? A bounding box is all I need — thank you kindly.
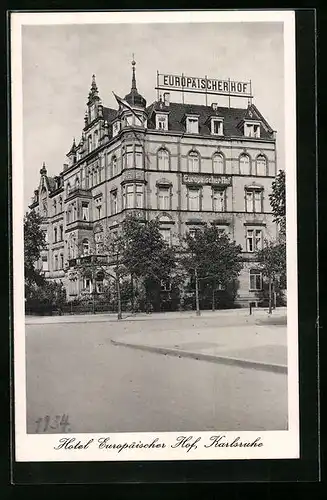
[124,57,146,108]
[87,74,100,105]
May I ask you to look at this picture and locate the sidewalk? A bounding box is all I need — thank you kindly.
[111,313,287,374]
[25,307,286,325]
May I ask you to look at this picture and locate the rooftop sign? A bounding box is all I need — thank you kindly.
[156,73,252,98]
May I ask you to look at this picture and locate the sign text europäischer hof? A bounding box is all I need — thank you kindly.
[157,74,252,97]
[182,173,232,186]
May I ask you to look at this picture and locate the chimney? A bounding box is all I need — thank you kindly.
[163,92,170,107]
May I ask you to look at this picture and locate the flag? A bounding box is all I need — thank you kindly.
[112,92,145,125]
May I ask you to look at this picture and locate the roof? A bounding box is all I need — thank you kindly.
[146,102,274,139]
[103,106,118,123]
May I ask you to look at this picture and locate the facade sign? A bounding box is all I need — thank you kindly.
[183,173,232,186]
[157,73,252,97]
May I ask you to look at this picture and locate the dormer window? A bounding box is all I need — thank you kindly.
[155,114,168,131]
[244,121,261,138]
[211,118,224,136]
[112,121,121,137]
[186,116,199,134]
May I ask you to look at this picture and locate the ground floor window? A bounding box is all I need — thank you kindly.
[159,227,172,246]
[249,269,263,291]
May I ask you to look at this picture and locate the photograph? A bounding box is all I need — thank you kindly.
[12,10,299,462]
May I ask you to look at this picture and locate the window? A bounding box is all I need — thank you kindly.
[256,155,267,176]
[158,186,171,210]
[43,229,48,244]
[245,189,263,213]
[41,254,48,271]
[59,225,63,241]
[112,121,121,137]
[59,197,63,212]
[135,146,143,169]
[213,153,224,174]
[95,231,103,254]
[85,168,90,188]
[123,184,144,209]
[212,189,225,212]
[246,229,263,252]
[124,185,134,209]
[249,269,263,290]
[75,176,80,190]
[136,184,143,208]
[53,227,57,243]
[59,254,64,269]
[53,200,57,215]
[53,254,58,271]
[159,228,171,246]
[82,239,90,256]
[126,145,133,169]
[95,196,103,219]
[211,118,224,135]
[82,202,89,221]
[186,116,199,134]
[188,228,201,239]
[158,149,169,171]
[112,156,118,177]
[126,114,134,127]
[96,280,104,294]
[188,187,201,211]
[84,278,92,293]
[188,151,200,173]
[111,190,118,214]
[240,154,251,175]
[88,135,92,152]
[244,122,261,138]
[161,279,172,291]
[66,206,72,223]
[94,130,99,149]
[72,202,77,221]
[156,114,168,130]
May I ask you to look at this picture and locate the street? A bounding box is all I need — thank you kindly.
[25,314,288,433]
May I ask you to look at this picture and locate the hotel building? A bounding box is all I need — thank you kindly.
[29,61,278,307]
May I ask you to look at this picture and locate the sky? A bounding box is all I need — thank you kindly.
[21,21,284,208]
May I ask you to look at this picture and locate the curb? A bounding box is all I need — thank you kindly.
[111,340,287,374]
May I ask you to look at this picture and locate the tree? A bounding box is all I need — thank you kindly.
[73,229,124,320]
[121,215,176,311]
[24,210,47,298]
[256,239,286,313]
[269,169,286,237]
[182,226,243,315]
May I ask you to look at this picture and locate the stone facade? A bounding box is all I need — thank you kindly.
[29,63,278,307]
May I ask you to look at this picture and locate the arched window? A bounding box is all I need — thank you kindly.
[88,135,92,153]
[66,182,71,196]
[188,151,200,173]
[75,176,80,190]
[157,149,169,171]
[112,155,118,177]
[82,238,90,256]
[239,154,251,175]
[212,153,224,174]
[59,254,64,269]
[256,155,267,176]
[53,253,58,271]
[59,197,63,212]
[53,199,57,215]
[66,205,72,223]
[41,187,47,216]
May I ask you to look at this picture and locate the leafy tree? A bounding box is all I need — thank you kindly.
[182,226,243,314]
[24,210,47,298]
[269,169,286,237]
[256,239,287,313]
[121,215,176,311]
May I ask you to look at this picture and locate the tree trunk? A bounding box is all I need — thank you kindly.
[131,274,134,313]
[195,267,200,316]
[268,276,272,314]
[116,274,122,320]
[212,282,215,312]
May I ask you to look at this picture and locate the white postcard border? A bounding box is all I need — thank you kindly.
[11,9,298,462]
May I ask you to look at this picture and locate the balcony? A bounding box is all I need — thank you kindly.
[121,169,146,184]
[65,187,92,202]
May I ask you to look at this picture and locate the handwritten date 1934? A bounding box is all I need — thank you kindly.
[35,414,71,433]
